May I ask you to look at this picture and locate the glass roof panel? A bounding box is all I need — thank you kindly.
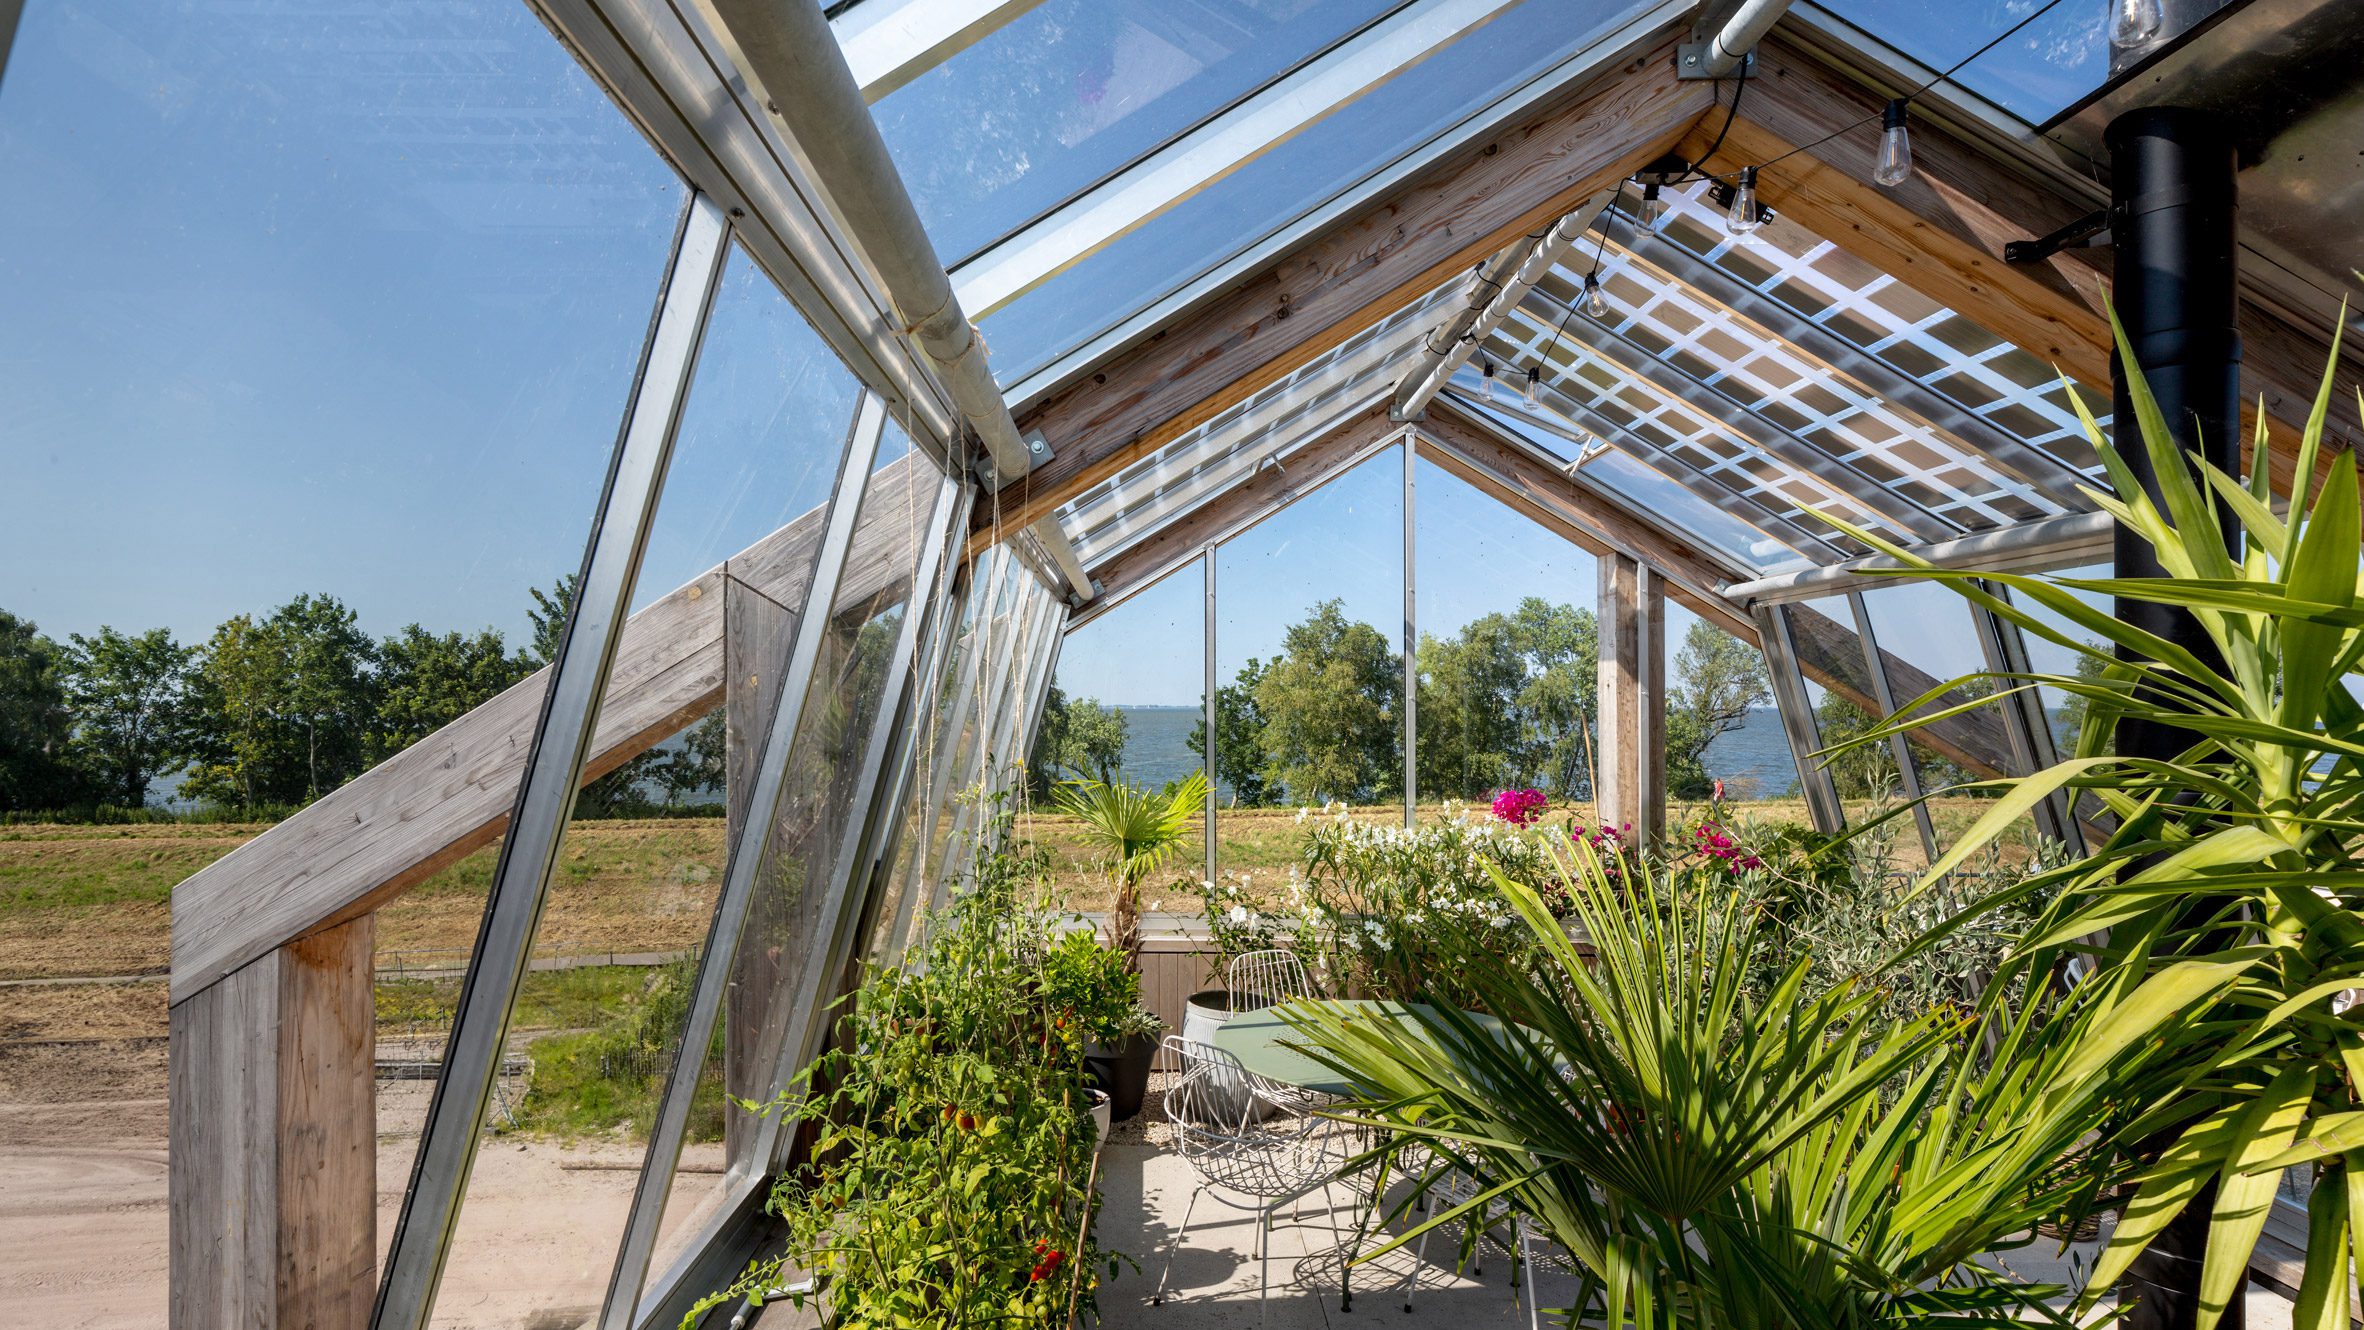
[979,0,1660,384]
[872,0,1417,263]
[1800,0,2112,125]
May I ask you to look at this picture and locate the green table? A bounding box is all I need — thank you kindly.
[1211,997,1517,1098]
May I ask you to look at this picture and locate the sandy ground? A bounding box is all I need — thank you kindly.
[0,1039,733,1330]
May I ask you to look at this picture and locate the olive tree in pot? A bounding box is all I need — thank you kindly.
[1049,771,1208,1117]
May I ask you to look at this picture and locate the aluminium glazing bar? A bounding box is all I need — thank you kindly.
[1402,433,1418,828]
[948,0,1529,316]
[1618,230,2094,507]
[1445,385,1847,563]
[933,588,1059,905]
[524,0,959,459]
[373,194,732,1330]
[1392,200,1605,420]
[996,0,1690,413]
[1204,549,1219,888]
[747,467,973,1180]
[1723,511,2115,605]
[1845,591,1940,863]
[924,558,1028,897]
[832,0,1050,103]
[1530,286,1964,544]
[906,550,1014,899]
[594,393,892,1329]
[1753,603,1845,834]
[1968,586,2084,854]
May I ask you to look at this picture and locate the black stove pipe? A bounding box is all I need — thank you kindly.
[2106,105,2243,1330]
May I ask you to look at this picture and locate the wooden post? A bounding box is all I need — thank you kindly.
[721,575,797,1169]
[1596,554,1665,845]
[169,913,375,1327]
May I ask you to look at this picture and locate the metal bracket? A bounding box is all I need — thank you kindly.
[2005,208,2113,265]
[1675,44,1750,79]
[973,428,1054,490]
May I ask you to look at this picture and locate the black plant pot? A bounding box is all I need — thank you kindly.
[1083,1030,1159,1121]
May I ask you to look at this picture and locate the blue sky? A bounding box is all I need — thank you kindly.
[1,0,2113,655]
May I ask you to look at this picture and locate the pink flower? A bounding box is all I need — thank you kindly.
[1491,788,1547,826]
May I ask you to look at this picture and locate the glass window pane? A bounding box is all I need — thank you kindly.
[1855,582,2014,871]
[427,256,866,1321]
[1814,0,2116,125]
[875,0,1404,262]
[1035,558,1207,909]
[1661,601,1784,816]
[1214,445,1404,878]
[978,0,1660,380]
[2003,563,2111,753]
[1411,457,1598,823]
[644,425,944,1280]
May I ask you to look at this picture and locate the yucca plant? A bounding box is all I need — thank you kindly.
[1818,313,2364,1330]
[1287,842,2155,1329]
[1048,771,1208,971]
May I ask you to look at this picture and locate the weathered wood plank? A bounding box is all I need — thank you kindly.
[985,37,1716,540]
[170,914,375,1327]
[1596,554,1666,842]
[172,454,936,1006]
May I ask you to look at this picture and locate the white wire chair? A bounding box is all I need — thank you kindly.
[1153,1035,1353,1321]
[1227,948,1315,1011]
[1225,949,1324,1116]
[1399,1146,1556,1327]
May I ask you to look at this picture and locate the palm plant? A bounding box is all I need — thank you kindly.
[1288,843,2153,1329]
[1049,771,1208,971]
[1817,315,2364,1330]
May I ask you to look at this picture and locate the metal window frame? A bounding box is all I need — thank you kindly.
[903,548,1017,905]
[1970,584,2085,855]
[1754,602,1845,834]
[994,0,1692,413]
[593,391,893,1328]
[373,192,733,1330]
[933,583,1062,904]
[946,0,1533,317]
[745,464,973,1180]
[628,463,972,1330]
[1203,548,1220,889]
[832,0,1051,103]
[1401,432,1418,827]
[1845,590,1940,862]
[526,0,963,465]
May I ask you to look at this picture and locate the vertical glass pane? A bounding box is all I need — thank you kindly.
[2004,564,2112,754]
[1855,582,2013,871]
[427,247,863,1324]
[1410,458,1597,825]
[719,421,929,1184]
[1,1,680,1314]
[1213,446,1403,880]
[1034,561,1207,909]
[1661,601,1782,817]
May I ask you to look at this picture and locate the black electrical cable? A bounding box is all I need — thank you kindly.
[1695,0,2074,182]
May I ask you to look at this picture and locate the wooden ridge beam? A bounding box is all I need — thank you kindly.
[171,455,937,1006]
[984,33,1717,545]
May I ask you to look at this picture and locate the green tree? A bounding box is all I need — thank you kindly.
[1664,620,1769,798]
[1416,614,1531,799]
[59,626,195,807]
[183,595,378,808]
[1186,658,1271,806]
[1813,691,1902,800]
[1250,600,1401,804]
[527,573,579,666]
[372,624,530,761]
[1029,684,1127,795]
[0,610,85,812]
[1508,598,1598,798]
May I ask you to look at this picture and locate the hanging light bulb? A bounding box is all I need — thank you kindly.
[1873,99,1913,188]
[1479,357,1498,402]
[1638,181,1665,228]
[2109,0,2163,45]
[1725,166,1764,236]
[1521,365,1540,406]
[1581,271,1610,319]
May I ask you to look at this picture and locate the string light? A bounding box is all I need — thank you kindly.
[1521,365,1540,406]
[1873,99,1913,187]
[2109,0,2163,44]
[1581,271,1610,319]
[1725,166,1764,235]
[1478,356,1498,402]
[1638,181,1665,227]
